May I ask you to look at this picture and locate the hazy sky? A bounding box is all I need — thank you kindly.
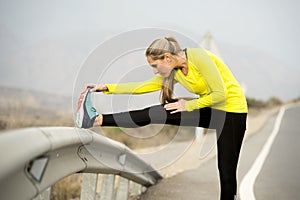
[1,0,299,62]
[1,0,300,100]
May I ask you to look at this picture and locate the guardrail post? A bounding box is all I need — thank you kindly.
[80,173,98,200]
[33,187,51,200]
[195,127,205,141]
[115,176,129,200]
[129,181,142,198]
[100,174,115,200]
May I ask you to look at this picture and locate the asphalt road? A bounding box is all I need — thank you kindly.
[140,104,300,200]
[253,105,300,199]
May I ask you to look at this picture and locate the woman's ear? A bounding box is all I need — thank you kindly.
[164,53,172,63]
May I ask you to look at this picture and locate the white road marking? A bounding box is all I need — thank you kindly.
[239,106,286,200]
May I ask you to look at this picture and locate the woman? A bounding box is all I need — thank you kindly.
[76,36,247,200]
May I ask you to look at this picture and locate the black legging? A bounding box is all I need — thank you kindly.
[102,105,247,200]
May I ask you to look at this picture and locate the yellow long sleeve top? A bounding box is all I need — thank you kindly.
[103,48,248,113]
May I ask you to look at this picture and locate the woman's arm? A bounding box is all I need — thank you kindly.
[164,91,226,113]
[185,92,226,111]
[89,75,163,94]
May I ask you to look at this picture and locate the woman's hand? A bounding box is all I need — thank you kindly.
[84,83,108,92]
[164,99,187,114]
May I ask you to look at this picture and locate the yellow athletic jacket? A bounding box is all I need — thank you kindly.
[103,48,248,113]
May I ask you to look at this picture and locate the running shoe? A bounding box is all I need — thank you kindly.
[75,88,99,128]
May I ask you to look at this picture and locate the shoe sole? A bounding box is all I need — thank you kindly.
[76,89,89,128]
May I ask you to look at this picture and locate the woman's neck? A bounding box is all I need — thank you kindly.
[176,51,188,75]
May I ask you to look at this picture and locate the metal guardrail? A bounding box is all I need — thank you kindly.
[0,127,162,200]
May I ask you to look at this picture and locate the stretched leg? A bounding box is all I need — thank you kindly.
[216,113,247,200]
[97,104,224,128]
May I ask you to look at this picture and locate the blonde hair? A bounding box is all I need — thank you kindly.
[145,36,182,104]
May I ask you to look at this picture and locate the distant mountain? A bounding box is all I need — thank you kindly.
[0,85,72,111]
[201,33,299,101]
[0,30,299,102]
[219,44,299,101]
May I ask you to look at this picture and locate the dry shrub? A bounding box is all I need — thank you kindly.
[51,174,82,200]
[95,125,195,150]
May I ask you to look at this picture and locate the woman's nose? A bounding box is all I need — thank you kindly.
[152,67,159,74]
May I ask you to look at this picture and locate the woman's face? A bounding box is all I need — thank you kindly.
[147,55,174,77]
